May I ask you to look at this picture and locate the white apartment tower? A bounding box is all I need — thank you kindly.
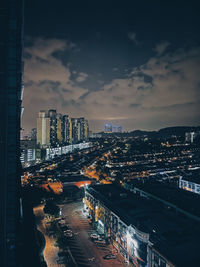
[37,111,50,147]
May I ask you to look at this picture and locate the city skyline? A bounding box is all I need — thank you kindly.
[2,1,200,267]
[36,109,89,147]
[22,1,200,132]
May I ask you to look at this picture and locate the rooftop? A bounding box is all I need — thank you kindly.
[181,169,200,184]
[125,179,200,218]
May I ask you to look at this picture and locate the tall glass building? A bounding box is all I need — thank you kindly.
[0,0,24,266]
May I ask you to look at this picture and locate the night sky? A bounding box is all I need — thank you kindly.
[23,0,200,132]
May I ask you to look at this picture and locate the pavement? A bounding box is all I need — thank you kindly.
[61,201,128,267]
[34,205,65,267]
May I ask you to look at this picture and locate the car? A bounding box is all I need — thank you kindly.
[103,254,116,260]
[94,240,106,244]
[95,242,106,247]
[90,233,99,239]
[88,257,95,262]
[64,229,72,233]
[64,231,72,235]
[64,233,73,237]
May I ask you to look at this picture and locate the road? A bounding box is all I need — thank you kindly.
[34,205,64,267]
[61,201,127,267]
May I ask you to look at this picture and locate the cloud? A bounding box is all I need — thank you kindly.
[22,38,88,130]
[113,67,119,71]
[23,37,200,132]
[83,46,200,130]
[154,41,170,55]
[127,32,139,45]
[76,72,88,82]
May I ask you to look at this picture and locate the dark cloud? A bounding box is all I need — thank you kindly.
[154,41,170,55]
[127,32,139,45]
[129,103,140,108]
[23,1,200,132]
[22,38,200,131]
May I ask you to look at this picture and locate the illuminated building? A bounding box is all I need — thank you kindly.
[56,113,63,143]
[70,117,89,142]
[62,115,69,143]
[79,117,85,140]
[68,117,73,143]
[84,184,200,267]
[71,118,79,142]
[20,140,37,167]
[104,123,122,133]
[0,0,24,266]
[30,128,37,140]
[185,131,199,143]
[37,111,90,146]
[104,123,112,133]
[84,119,89,140]
[36,110,50,147]
[48,109,57,146]
[179,170,200,195]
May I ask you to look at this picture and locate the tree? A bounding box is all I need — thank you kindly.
[56,235,68,248]
[43,200,60,217]
[99,174,104,181]
[114,172,122,185]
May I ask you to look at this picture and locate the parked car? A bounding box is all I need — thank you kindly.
[103,254,116,259]
[95,240,106,244]
[88,257,95,262]
[64,230,72,233]
[90,233,99,239]
[64,232,73,237]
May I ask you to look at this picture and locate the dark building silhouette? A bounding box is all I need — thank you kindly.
[48,109,57,146]
[0,0,24,266]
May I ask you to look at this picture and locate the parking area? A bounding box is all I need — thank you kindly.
[60,201,128,267]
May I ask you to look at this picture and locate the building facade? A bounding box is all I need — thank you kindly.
[37,110,89,147]
[0,0,24,266]
[179,174,200,195]
[83,187,149,266]
[83,184,200,267]
[104,123,122,133]
[36,110,50,147]
[48,109,57,146]
[185,131,199,143]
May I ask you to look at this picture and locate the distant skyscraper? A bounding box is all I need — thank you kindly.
[112,124,122,133]
[185,132,199,143]
[48,109,57,146]
[71,118,79,142]
[84,119,89,140]
[31,128,37,140]
[36,111,50,147]
[63,115,72,143]
[37,111,90,146]
[56,113,63,144]
[104,123,122,133]
[104,123,113,133]
[70,117,89,142]
[78,117,85,140]
[0,0,24,266]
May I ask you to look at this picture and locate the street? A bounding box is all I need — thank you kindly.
[34,205,65,267]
